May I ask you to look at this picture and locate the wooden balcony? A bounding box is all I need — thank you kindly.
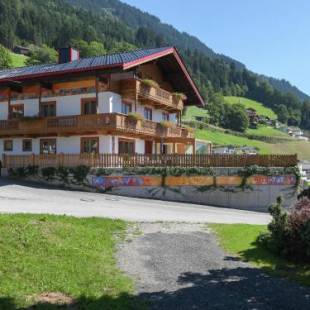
[120,79,184,112]
[0,113,194,140]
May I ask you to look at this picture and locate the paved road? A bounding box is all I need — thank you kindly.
[0,179,270,224]
[118,223,310,310]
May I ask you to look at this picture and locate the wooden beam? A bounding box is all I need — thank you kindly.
[8,81,23,93]
[40,81,53,90]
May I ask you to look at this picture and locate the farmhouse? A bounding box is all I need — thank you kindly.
[0,47,204,161]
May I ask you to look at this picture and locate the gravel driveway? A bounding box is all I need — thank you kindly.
[118,223,310,310]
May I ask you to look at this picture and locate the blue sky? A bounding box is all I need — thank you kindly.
[123,0,310,95]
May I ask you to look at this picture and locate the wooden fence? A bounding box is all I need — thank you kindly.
[2,153,298,169]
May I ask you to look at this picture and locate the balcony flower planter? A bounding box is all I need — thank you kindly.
[173,92,187,101]
[160,121,175,129]
[141,79,160,89]
[127,112,144,130]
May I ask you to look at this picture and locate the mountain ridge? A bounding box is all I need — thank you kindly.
[66,0,309,100]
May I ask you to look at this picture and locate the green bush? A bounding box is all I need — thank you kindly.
[26,165,39,176]
[41,167,56,180]
[259,197,310,262]
[57,166,70,183]
[70,165,90,183]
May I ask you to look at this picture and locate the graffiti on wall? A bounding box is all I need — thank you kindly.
[89,174,297,190]
[90,175,162,190]
[251,175,296,186]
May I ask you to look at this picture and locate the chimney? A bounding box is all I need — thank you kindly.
[58,47,80,64]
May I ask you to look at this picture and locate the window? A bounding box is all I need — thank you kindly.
[22,139,32,152]
[4,140,13,151]
[81,98,97,115]
[40,139,56,154]
[10,104,24,119]
[40,101,56,117]
[121,102,132,115]
[81,137,99,154]
[119,139,135,154]
[162,112,170,121]
[144,107,152,121]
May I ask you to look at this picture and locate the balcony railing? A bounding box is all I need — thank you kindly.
[0,113,194,139]
[120,79,184,111]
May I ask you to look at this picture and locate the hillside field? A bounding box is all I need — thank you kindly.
[10,52,27,67]
[224,96,277,119]
[196,128,310,159]
[183,105,209,121]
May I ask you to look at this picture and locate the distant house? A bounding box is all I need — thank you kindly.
[212,146,235,155]
[212,145,257,155]
[13,46,30,56]
[246,108,259,123]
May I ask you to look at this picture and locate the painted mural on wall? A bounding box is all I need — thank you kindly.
[90,175,162,190]
[89,174,297,190]
[250,175,296,186]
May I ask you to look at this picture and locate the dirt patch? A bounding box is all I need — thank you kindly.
[32,292,75,305]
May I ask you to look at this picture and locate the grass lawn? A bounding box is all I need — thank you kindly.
[210,224,310,286]
[10,52,28,67]
[246,126,290,138]
[195,128,271,153]
[0,214,143,309]
[224,96,277,120]
[196,128,310,159]
[183,105,209,121]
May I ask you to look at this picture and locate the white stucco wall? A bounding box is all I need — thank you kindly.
[57,136,80,154]
[0,138,40,155]
[11,99,39,117]
[98,92,122,114]
[99,135,113,153]
[135,103,177,123]
[0,102,8,120]
[135,138,145,154]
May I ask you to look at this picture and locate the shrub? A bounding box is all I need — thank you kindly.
[95,168,114,176]
[57,166,70,183]
[41,167,56,180]
[26,165,39,176]
[70,165,90,183]
[287,198,310,260]
[16,167,27,178]
[259,197,310,262]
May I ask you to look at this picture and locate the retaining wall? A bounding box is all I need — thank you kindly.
[87,172,297,212]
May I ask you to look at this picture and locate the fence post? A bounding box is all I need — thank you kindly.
[32,153,35,166]
[2,154,6,169]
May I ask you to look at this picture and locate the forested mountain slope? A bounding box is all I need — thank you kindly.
[0,0,309,129]
[66,0,309,102]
